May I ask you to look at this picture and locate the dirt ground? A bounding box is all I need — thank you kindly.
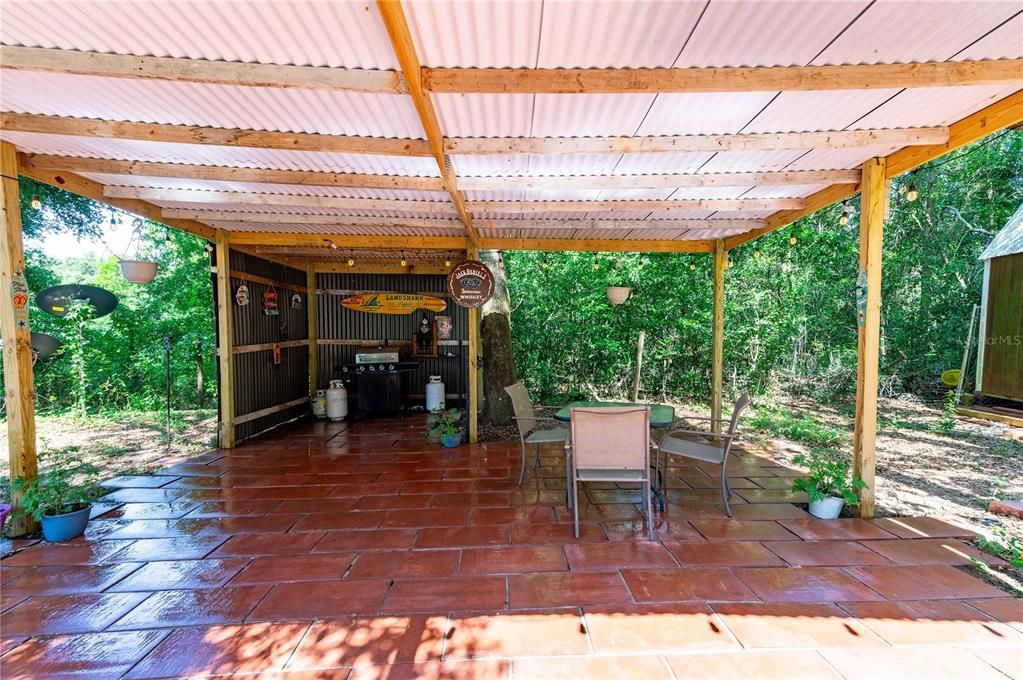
[0,410,216,504]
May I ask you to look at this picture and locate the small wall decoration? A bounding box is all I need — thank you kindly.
[11,270,29,330]
[435,315,452,340]
[263,285,279,316]
[412,315,438,358]
[341,293,447,315]
[290,293,302,310]
[447,260,495,308]
[235,284,250,307]
[272,342,282,365]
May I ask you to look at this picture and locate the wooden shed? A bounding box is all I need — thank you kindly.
[976,203,1023,404]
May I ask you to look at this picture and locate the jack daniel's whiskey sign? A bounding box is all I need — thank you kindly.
[447,260,495,308]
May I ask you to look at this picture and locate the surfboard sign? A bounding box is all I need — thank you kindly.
[340,293,447,315]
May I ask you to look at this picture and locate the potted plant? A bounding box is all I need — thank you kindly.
[12,451,104,542]
[606,286,632,305]
[791,449,867,519]
[425,408,464,448]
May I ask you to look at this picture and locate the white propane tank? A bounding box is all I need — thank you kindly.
[426,375,445,412]
[326,380,348,421]
[312,390,327,418]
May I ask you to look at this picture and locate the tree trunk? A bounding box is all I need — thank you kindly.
[480,250,515,425]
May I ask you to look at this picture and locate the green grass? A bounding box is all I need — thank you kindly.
[747,406,848,448]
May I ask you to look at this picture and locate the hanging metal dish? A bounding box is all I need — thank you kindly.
[36,285,119,319]
[0,332,63,361]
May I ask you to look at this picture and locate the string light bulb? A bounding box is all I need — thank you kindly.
[31,194,41,210]
[789,234,797,246]
[444,257,452,267]
[906,184,919,202]
[754,249,761,259]
[498,256,505,269]
[689,263,696,271]
[898,184,908,196]
[347,252,355,267]
[400,252,407,267]
[592,255,600,270]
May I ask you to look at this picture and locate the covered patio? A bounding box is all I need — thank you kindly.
[2,417,1021,678]
[1,0,1022,677]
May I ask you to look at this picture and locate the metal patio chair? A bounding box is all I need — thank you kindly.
[505,382,569,486]
[567,407,654,540]
[656,393,751,517]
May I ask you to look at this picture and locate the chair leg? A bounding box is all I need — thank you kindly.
[573,478,580,538]
[533,443,541,468]
[565,449,573,508]
[720,468,732,518]
[517,437,527,486]
[645,479,654,541]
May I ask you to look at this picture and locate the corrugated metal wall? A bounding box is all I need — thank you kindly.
[212,248,311,443]
[316,273,469,407]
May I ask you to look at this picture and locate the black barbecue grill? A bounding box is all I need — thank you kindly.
[339,351,418,418]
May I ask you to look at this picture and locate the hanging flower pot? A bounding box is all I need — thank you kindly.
[606,286,632,305]
[119,259,158,284]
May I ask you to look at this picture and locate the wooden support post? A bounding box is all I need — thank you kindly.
[307,267,318,397]
[853,157,887,518]
[0,141,38,536]
[711,240,726,433]
[467,244,480,443]
[214,229,235,449]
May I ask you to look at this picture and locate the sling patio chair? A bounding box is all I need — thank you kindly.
[566,406,655,540]
[505,382,569,486]
[655,394,751,518]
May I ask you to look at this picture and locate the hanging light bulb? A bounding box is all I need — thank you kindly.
[754,249,761,259]
[347,251,355,267]
[906,184,919,202]
[592,255,600,270]
[689,262,696,270]
[498,256,505,269]
[839,213,849,226]
[898,184,908,196]
[444,257,452,267]
[329,241,338,250]
[400,252,407,267]
[110,212,121,231]
[789,234,797,246]
[30,194,42,210]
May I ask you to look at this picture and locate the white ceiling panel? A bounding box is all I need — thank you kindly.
[639,92,778,135]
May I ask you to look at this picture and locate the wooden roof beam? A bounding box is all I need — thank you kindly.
[445,128,949,155]
[479,237,716,253]
[161,210,464,229]
[423,60,1023,94]
[1,113,432,156]
[460,169,861,190]
[376,0,480,248]
[483,218,764,231]
[471,198,803,213]
[20,155,445,191]
[104,186,456,214]
[18,165,215,240]
[725,89,1023,250]
[0,45,406,94]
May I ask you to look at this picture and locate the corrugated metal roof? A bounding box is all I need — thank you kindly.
[981,203,1023,260]
[1,0,399,68]
[0,70,426,139]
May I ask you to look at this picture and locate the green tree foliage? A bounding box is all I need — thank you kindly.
[10,186,215,415]
[507,132,1023,405]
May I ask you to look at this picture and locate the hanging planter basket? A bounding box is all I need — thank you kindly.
[119,259,158,284]
[606,286,632,305]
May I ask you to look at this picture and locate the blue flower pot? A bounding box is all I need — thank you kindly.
[441,434,463,448]
[40,504,92,542]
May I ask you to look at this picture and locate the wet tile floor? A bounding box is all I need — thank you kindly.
[1,417,1020,679]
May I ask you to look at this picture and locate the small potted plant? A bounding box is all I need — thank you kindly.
[791,449,867,519]
[12,450,104,542]
[425,408,464,448]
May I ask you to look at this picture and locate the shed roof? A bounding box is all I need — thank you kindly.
[982,203,1023,260]
[1,0,1021,267]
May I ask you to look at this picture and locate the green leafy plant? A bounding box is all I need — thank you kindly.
[935,389,957,435]
[791,448,867,504]
[425,409,463,440]
[12,449,104,521]
[976,528,1023,569]
[748,406,847,448]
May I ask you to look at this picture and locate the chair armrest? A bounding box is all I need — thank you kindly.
[660,429,736,444]
[512,416,560,423]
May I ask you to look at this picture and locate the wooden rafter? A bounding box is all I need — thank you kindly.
[20,154,445,191]
[376,0,480,248]
[19,166,215,240]
[0,45,406,94]
[483,218,763,231]
[162,211,465,229]
[104,187,456,214]
[478,236,715,253]
[460,169,861,190]
[1,113,433,157]
[445,128,949,155]
[471,198,803,213]
[423,60,1023,94]
[725,89,1023,250]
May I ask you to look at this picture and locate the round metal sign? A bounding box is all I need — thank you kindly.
[447,260,495,308]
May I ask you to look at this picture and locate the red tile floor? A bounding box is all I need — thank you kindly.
[1,417,1020,679]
